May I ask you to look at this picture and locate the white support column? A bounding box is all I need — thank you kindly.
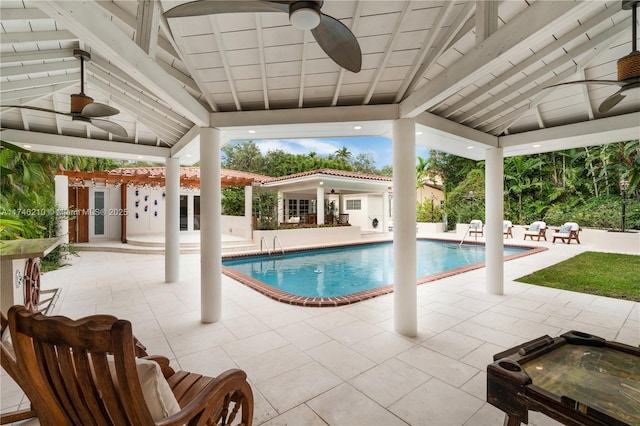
[277,191,284,224]
[382,190,390,232]
[200,127,222,323]
[317,187,325,225]
[54,175,69,244]
[485,147,504,294]
[165,157,180,283]
[245,185,253,238]
[393,118,417,337]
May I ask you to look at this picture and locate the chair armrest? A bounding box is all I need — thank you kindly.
[159,369,253,426]
[142,355,176,379]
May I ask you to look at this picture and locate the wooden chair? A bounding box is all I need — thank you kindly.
[552,222,581,244]
[6,305,253,426]
[503,220,513,238]
[523,221,547,241]
[1,310,36,425]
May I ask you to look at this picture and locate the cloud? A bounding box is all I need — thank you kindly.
[253,138,343,156]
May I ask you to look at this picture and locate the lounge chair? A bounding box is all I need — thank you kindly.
[469,220,484,237]
[552,222,581,244]
[503,220,513,238]
[523,221,547,241]
[4,305,253,426]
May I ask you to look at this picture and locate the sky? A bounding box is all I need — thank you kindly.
[232,136,432,169]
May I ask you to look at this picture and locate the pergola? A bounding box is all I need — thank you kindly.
[1,0,638,336]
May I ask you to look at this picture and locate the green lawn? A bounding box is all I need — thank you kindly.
[516,251,640,302]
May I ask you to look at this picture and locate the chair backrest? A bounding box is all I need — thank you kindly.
[565,222,579,231]
[503,220,512,230]
[470,220,483,230]
[529,221,546,231]
[8,305,156,426]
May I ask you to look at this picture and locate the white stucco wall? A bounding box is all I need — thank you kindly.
[341,193,388,231]
[126,186,167,235]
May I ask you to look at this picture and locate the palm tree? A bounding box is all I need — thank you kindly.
[334,146,351,163]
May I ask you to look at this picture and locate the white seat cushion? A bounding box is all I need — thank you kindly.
[107,355,181,421]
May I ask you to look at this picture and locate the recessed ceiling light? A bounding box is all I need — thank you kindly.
[248,130,256,134]
[533,144,541,148]
[353,125,362,130]
[137,156,143,159]
[186,154,192,158]
[23,144,31,148]
[466,146,473,150]
[415,131,423,136]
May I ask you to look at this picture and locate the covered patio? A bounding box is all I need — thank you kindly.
[1,2,639,421]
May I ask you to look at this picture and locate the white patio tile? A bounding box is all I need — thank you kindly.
[348,358,430,407]
[259,404,328,426]
[275,322,332,351]
[304,310,358,332]
[421,329,484,360]
[222,314,271,339]
[350,331,416,363]
[307,383,407,426]
[236,344,312,383]
[255,362,342,413]
[307,340,376,380]
[389,378,484,425]
[222,330,289,361]
[324,319,383,346]
[396,346,479,388]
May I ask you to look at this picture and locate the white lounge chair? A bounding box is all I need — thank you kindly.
[503,220,513,238]
[523,221,547,241]
[552,222,581,244]
[469,220,483,237]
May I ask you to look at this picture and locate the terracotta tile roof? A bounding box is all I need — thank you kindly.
[263,169,392,183]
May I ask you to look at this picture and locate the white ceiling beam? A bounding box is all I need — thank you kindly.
[399,0,588,118]
[0,8,49,20]
[457,22,627,124]
[400,1,474,102]
[0,49,75,65]
[87,59,192,129]
[332,0,363,107]
[159,16,219,112]
[19,109,30,131]
[208,15,241,111]
[475,0,499,43]
[97,0,178,58]
[1,61,78,78]
[170,125,201,158]
[363,1,412,105]
[441,4,622,118]
[255,14,270,109]
[0,30,77,46]
[87,77,183,144]
[416,111,498,148]
[0,83,76,103]
[578,70,595,120]
[52,92,63,134]
[499,113,640,154]
[155,60,200,93]
[36,1,209,127]
[299,31,309,108]
[0,128,169,162]
[479,34,623,134]
[394,0,456,103]
[534,105,545,129]
[211,104,399,127]
[1,73,81,92]
[135,0,160,58]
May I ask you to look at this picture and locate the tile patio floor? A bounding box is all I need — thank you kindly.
[2,235,639,425]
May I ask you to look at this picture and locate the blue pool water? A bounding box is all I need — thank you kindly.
[223,240,529,298]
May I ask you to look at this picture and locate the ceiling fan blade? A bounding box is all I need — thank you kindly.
[546,80,626,89]
[311,13,361,73]
[598,91,626,113]
[0,105,69,116]
[89,119,128,137]
[164,0,288,18]
[81,102,119,118]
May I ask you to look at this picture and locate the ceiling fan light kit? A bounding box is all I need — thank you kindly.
[164,0,362,73]
[290,1,321,30]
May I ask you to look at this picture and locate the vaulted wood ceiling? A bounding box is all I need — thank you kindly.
[1,1,638,163]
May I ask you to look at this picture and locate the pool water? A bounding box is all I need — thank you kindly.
[223,240,529,298]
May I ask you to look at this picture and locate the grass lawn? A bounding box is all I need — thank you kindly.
[516,251,640,302]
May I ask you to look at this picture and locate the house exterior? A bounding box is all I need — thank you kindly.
[55,167,394,243]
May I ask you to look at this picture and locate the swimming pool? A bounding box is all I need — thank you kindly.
[222,240,541,307]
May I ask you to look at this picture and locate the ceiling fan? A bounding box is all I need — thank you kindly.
[1,49,128,137]
[164,0,362,73]
[546,0,640,113]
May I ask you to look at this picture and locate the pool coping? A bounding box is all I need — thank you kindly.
[221,238,548,307]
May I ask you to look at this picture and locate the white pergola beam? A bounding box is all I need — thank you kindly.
[1,61,79,78]
[0,49,75,65]
[1,73,81,92]
[135,0,160,58]
[0,30,77,46]
[476,0,499,43]
[255,14,270,110]
[399,0,586,118]
[0,83,76,103]
[36,1,209,127]
[208,15,241,111]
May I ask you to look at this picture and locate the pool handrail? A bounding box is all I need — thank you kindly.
[273,235,284,256]
[260,236,272,256]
